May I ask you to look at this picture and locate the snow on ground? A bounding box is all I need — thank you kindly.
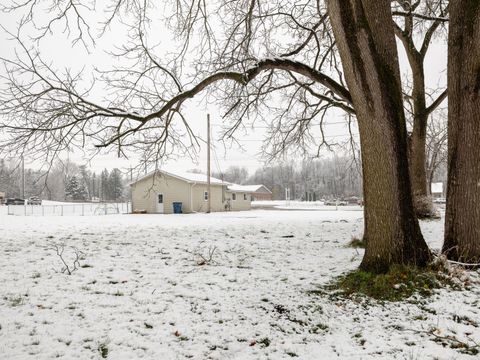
[252,200,362,211]
[0,208,479,359]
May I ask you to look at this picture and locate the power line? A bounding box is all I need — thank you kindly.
[226,132,360,142]
[211,120,357,129]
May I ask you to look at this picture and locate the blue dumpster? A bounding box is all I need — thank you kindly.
[173,202,183,214]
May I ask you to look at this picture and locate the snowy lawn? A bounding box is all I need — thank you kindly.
[252,200,364,212]
[0,208,479,359]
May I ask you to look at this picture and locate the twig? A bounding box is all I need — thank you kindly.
[48,243,84,275]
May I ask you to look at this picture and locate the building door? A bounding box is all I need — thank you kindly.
[156,194,164,213]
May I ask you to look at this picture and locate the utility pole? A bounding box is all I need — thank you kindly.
[207,114,211,213]
[21,156,25,199]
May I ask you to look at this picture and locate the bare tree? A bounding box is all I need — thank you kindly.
[0,0,354,171]
[213,166,249,184]
[326,0,431,272]
[392,0,448,216]
[425,111,447,195]
[443,1,480,264]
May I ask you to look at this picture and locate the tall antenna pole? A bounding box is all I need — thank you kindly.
[207,114,211,213]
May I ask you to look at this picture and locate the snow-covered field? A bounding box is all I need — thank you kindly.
[0,207,479,359]
[252,200,363,211]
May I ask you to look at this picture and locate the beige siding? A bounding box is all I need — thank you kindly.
[191,184,226,212]
[226,192,251,211]
[130,171,253,214]
[131,173,192,214]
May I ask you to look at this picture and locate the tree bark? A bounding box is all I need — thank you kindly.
[409,61,429,202]
[327,0,431,273]
[443,1,480,263]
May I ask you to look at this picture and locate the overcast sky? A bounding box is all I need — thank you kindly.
[0,3,447,176]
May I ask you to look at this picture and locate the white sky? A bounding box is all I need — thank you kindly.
[0,4,447,176]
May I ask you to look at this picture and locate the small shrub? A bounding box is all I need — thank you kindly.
[414,195,440,219]
[48,243,85,275]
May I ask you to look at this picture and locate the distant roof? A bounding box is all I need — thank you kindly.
[131,169,228,186]
[227,184,272,193]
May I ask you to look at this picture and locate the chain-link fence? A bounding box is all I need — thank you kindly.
[7,202,131,216]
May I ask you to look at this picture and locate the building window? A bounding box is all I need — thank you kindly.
[204,191,208,201]
[232,193,236,201]
[244,193,247,200]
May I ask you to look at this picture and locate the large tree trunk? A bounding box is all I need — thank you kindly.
[443,1,480,263]
[327,0,431,273]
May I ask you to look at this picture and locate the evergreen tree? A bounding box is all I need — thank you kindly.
[79,165,91,199]
[100,169,110,200]
[65,175,78,200]
[65,175,87,200]
[91,172,97,198]
[109,168,123,201]
[0,159,21,197]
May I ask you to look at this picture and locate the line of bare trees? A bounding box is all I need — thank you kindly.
[0,0,478,271]
[0,158,127,201]
[214,155,365,200]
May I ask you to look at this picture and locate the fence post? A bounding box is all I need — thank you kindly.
[42,205,44,216]
[82,204,84,216]
[61,205,64,216]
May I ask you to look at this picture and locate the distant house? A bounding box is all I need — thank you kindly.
[431,182,444,198]
[231,184,272,201]
[0,191,5,205]
[130,170,252,214]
